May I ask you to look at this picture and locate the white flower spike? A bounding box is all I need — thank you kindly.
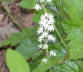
[37,12,55,48]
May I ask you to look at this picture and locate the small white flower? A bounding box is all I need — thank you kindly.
[37,27,44,35]
[37,12,55,51]
[41,31,48,37]
[46,0,52,3]
[38,35,44,42]
[40,13,55,25]
[40,0,45,2]
[47,14,54,25]
[38,44,43,49]
[34,4,41,11]
[47,34,56,42]
[42,58,48,63]
[39,20,47,26]
[50,51,56,56]
[47,19,54,25]
[47,25,54,32]
[41,13,48,21]
[43,44,48,49]
[39,22,49,30]
[40,13,48,21]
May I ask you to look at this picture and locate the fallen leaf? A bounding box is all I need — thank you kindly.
[22,14,34,27]
[0,14,5,26]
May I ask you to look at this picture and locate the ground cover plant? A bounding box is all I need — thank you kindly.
[0,0,83,72]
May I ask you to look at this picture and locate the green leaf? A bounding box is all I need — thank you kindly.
[63,0,83,27]
[0,27,40,60]
[32,62,50,72]
[0,27,37,48]
[32,10,44,24]
[67,28,83,59]
[52,60,81,72]
[6,49,30,72]
[32,46,67,72]
[76,61,83,69]
[29,55,44,71]
[16,37,41,60]
[19,0,36,9]
[63,24,83,59]
[32,57,58,72]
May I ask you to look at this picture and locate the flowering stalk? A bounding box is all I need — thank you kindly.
[34,0,57,71]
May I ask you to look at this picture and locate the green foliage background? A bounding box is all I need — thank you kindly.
[0,0,83,72]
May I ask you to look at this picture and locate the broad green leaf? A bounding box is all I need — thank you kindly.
[63,0,83,27]
[0,33,24,47]
[32,57,58,72]
[6,49,30,72]
[29,55,44,71]
[63,24,83,59]
[16,37,41,60]
[67,28,83,59]
[32,46,67,72]
[19,0,36,9]
[0,27,40,60]
[52,60,82,72]
[0,27,37,48]
[32,10,44,24]
[32,62,50,72]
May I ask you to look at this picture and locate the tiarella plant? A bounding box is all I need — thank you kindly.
[0,0,83,72]
[36,1,57,64]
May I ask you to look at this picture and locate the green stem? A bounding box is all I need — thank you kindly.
[54,26,70,63]
[54,26,68,51]
[46,47,52,72]
[41,3,52,72]
[41,0,70,69]
[53,0,70,63]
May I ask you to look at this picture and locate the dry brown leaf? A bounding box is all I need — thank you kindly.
[22,14,34,27]
[0,22,19,42]
[0,14,5,26]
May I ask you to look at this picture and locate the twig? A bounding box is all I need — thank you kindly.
[0,2,23,30]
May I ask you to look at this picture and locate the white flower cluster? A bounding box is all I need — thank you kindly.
[37,13,56,47]
[34,0,53,11]
[34,0,56,64]
[37,13,56,63]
